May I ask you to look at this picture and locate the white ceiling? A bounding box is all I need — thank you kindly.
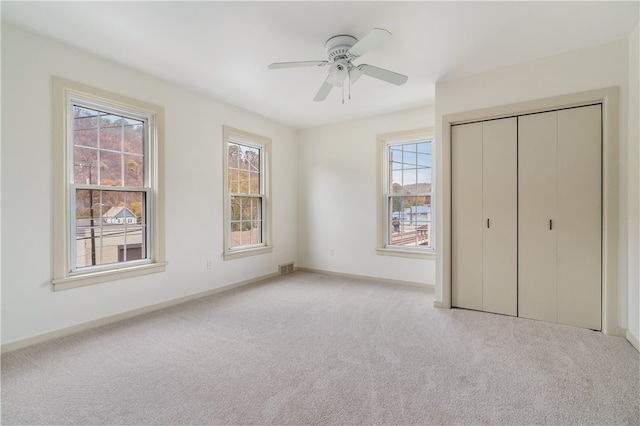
[2,1,638,129]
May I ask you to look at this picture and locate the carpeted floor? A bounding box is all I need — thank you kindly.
[2,271,639,425]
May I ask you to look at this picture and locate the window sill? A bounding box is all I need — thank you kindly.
[376,247,436,260]
[223,245,273,261]
[52,262,167,291]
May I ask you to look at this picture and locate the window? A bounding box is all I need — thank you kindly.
[223,126,272,260]
[53,78,165,290]
[377,128,435,258]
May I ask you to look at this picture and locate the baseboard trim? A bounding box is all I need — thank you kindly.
[296,267,434,290]
[433,300,448,309]
[626,329,640,352]
[1,272,279,354]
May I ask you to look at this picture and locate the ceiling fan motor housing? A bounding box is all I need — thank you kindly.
[325,35,357,62]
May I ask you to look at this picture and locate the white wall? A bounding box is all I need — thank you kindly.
[435,38,635,334]
[1,24,299,345]
[627,23,640,346]
[297,107,436,285]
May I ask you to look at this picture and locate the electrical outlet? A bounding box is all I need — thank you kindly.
[330,248,334,256]
[206,260,212,270]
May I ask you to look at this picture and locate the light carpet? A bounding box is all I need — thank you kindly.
[2,271,639,425]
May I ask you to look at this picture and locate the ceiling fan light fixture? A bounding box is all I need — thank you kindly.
[328,60,348,86]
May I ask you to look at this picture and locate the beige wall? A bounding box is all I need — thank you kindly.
[298,107,436,285]
[1,24,299,345]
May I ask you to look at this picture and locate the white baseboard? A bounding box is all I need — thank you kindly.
[433,300,448,309]
[626,329,640,352]
[1,272,279,354]
[296,267,435,290]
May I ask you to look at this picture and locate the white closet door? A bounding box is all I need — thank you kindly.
[482,118,518,316]
[452,122,483,310]
[557,105,602,330]
[518,111,558,323]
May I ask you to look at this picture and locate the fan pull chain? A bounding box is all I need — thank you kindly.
[348,71,352,100]
[341,83,344,104]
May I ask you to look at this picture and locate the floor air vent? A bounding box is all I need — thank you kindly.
[279,263,294,275]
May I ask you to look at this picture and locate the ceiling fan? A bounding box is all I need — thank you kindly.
[267,28,408,103]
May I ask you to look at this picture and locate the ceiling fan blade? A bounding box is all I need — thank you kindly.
[357,64,408,85]
[313,77,334,102]
[350,66,364,84]
[268,60,328,70]
[348,28,392,57]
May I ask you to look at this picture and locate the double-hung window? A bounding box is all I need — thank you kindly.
[53,78,165,290]
[377,129,435,258]
[223,126,272,260]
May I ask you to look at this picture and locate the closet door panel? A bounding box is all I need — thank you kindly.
[557,105,602,330]
[452,122,483,310]
[482,118,517,316]
[518,112,558,323]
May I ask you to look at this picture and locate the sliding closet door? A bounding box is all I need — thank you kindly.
[482,118,517,316]
[452,122,483,311]
[557,105,601,330]
[518,111,558,323]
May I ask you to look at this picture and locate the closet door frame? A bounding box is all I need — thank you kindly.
[439,87,620,336]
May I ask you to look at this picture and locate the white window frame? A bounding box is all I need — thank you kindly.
[52,77,166,290]
[377,128,436,259]
[222,126,272,260]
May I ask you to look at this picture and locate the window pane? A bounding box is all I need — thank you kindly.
[99,150,122,186]
[100,116,122,151]
[123,122,143,155]
[228,169,239,194]
[231,197,241,221]
[390,146,403,170]
[403,146,417,166]
[228,143,240,169]
[73,108,99,148]
[417,167,431,186]
[418,152,431,168]
[75,189,102,222]
[391,170,403,193]
[238,151,249,171]
[124,154,144,187]
[249,153,260,173]
[238,176,249,194]
[99,226,128,267]
[402,169,417,193]
[249,171,260,194]
[118,242,144,262]
[74,147,98,185]
[126,191,144,225]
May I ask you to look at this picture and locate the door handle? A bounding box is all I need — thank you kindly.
[487,218,490,229]
[549,219,553,230]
